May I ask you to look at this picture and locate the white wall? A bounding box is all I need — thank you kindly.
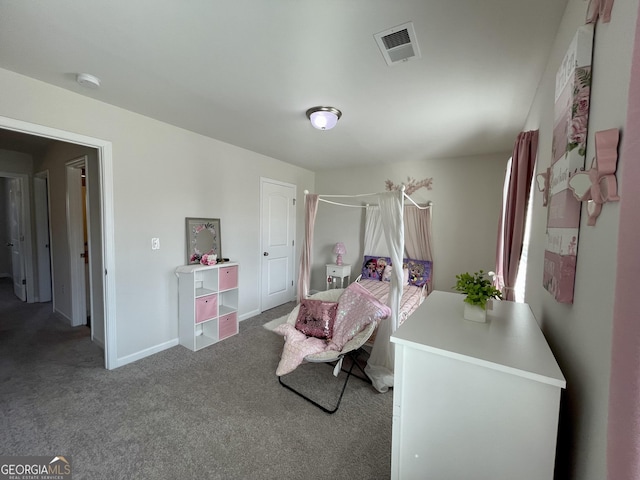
[314,153,508,293]
[522,0,638,478]
[0,149,33,174]
[0,178,9,276]
[0,67,315,364]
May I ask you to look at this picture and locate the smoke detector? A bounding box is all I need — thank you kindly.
[374,22,421,66]
[76,73,101,89]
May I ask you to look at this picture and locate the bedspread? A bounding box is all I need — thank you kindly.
[357,279,424,326]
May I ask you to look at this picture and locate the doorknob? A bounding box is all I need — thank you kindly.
[263,252,269,256]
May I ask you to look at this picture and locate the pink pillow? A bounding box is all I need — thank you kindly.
[294,299,338,339]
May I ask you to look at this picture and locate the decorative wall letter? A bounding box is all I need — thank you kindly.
[543,25,594,304]
[568,128,620,226]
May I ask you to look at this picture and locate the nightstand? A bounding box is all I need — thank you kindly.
[326,263,351,290]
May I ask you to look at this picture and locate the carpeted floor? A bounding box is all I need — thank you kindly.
[0,279,393,479]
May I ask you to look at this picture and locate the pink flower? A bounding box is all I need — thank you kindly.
[570,116,588,146]
[200,253,217,266]
[573,87,590,117]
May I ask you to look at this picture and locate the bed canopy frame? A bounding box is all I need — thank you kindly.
[298,187,432,392]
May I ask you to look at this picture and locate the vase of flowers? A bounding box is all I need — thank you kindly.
[453,270,502,323]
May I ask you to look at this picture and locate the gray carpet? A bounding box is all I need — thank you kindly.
[0,279,393,479]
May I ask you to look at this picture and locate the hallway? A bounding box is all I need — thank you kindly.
[0,277,103,372]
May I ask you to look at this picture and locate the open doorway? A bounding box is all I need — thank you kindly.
[0,173,34,301]
[66,156,91,328]
[0,115,116,369]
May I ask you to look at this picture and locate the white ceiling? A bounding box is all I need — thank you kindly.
[0,1,568,170]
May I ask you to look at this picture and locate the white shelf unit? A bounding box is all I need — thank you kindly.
[176,263,239,351]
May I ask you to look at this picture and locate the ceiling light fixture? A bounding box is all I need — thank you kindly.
[76,73,101,89]
[306,106,342,130]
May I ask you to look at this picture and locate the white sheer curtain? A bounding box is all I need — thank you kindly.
[364,190,404,393]
[364,206,385,256]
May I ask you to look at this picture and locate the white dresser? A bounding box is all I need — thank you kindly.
[390,291,566,480]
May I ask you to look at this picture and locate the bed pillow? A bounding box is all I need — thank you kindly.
[294,299,338,339]
[405,259,432,287]
[381,264,410,284]
[361,255,391,281]
[382,265,393,282]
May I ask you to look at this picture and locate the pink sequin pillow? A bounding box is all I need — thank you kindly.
[294,299,338,339]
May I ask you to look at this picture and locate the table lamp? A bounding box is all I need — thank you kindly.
[333,242,346,266]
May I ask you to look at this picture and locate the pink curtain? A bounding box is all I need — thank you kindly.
[608,2,640,478]
[495,130,538,301]
[404,205,434,291]
[403,205,433,261]
[297,194,318,303]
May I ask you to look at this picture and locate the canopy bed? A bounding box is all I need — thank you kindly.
[278,187,433,394]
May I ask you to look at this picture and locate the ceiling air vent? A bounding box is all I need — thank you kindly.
[374,22,421,66]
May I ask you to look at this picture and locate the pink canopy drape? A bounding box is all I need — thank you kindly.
[297,194,318,302]
[608,1,640,477]
[495,130,538,301]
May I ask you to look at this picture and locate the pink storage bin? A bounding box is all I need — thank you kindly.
[195,294,218,323]
[219,266,238,291]
[218,312,238,340]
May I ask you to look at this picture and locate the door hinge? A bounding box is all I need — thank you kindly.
[292,240,294,246]
[22,279,26,285]
[292,280,294,286]
[293,198,296,205]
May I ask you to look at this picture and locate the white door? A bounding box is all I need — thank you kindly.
[261,179,296,310]
[66,158,87,327]
[34,174,52,303]
[8,178,26,301]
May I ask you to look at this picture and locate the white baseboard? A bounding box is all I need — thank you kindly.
[239,309,260,321]
[54,309,72,323]
[115,338,179,368]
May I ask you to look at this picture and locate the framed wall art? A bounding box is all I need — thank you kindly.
[186,218,221,264]
[543,24,594,303]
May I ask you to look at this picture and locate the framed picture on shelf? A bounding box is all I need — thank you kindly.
[186,217,221,265]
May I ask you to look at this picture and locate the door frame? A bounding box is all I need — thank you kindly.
[0,115,117,370]
[0,172,34,302]
[34,171,53,304]
[66,156,88,327]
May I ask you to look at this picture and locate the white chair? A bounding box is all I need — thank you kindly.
[277,289,376,414]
